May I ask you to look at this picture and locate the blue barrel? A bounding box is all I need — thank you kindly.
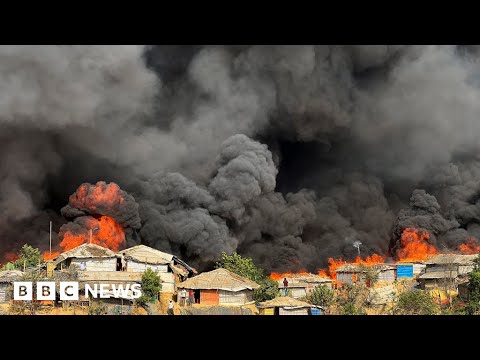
[311,308,322,315]
[396,264,414,278]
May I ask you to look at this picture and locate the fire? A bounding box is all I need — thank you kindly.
[1,252,19,265]
[43,251,60,261]
[69,181,125,213]
[270,269,310,281]
[397,228,438,262]
[318,254,385,280]
[3,252,19,263]
[60,216,125,252]
[459,237,480,255]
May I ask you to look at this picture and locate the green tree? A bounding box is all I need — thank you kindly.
[216,252,276,302]
[14,244,44,270]
[138,268,162,306]
[339,302,367,315]
[216,252,263,282]
[254,278,279,302]
[307,285,335,308]
[394,289,439,315]
[334,284,367,315]
[465,270,480,315]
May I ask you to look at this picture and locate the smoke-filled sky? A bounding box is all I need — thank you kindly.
[3,45,480,272]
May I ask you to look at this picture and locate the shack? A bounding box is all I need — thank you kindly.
[176,268,260,305]
[335,264,396,286]
[51,243,117,272]
[417,254,477,291]
[277,274,333,299]
[257,296,323,315]
[120,245,196,293]
[0,270,23,303]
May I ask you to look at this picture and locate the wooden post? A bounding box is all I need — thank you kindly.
[23,260,26,272]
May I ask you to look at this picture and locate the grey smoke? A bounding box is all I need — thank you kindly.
[3,45,480,271]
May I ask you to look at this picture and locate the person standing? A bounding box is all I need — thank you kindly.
[188,289,194,306]
[121,253,127,271]
[283,277,289,296]
[168,300,175,315]
[180,288,187,307]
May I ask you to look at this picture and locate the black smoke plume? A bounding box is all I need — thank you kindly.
[3,45,480,271]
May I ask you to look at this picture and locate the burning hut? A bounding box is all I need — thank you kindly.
[335,263,396,286]
[120,244,196,293]
[257,296,323,315]
[417,254,477,291]
[0,270,23,303]
[277,274,333,299]
[176,268,260,305]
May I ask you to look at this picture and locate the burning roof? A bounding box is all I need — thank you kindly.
[276,273,332,288]
[335,263,395,273]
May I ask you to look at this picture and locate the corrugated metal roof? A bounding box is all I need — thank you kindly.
[177,268,260,291]
[418,271,459,279]
[425,254,478,265]
[257,296,321,309]
[121,245,173,265]
[53,243,116,265]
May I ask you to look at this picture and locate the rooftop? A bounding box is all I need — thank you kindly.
[425,254,478,266]
[121,244,173,265]
[418,271,459,280]
[257,296,321,309]
[177,268,260,291]
[0,270,23,283]
[53,243,116,265]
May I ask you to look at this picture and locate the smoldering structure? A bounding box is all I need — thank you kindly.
[3,45,480,272]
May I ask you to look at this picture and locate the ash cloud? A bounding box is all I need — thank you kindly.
[4,45,480,271]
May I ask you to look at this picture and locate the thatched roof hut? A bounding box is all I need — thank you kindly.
[177,268,260,305]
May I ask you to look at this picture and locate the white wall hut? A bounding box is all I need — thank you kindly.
[52,243,117,272]
[177,268,260,305]
[119,245,196,293]
[277,274,333,299]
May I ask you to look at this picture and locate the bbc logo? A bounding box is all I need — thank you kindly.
[14,282,79,301]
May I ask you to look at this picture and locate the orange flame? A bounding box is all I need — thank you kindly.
[69,181,125,212]
[3,252,19,262]
[0,252,19,266]
[270,269,310,281]
[60,216,125,252]
[318,254,385,280]
[459,237,480,255]
[269,254,385,283]
[397,228,438,262]
[43,251,60,261]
